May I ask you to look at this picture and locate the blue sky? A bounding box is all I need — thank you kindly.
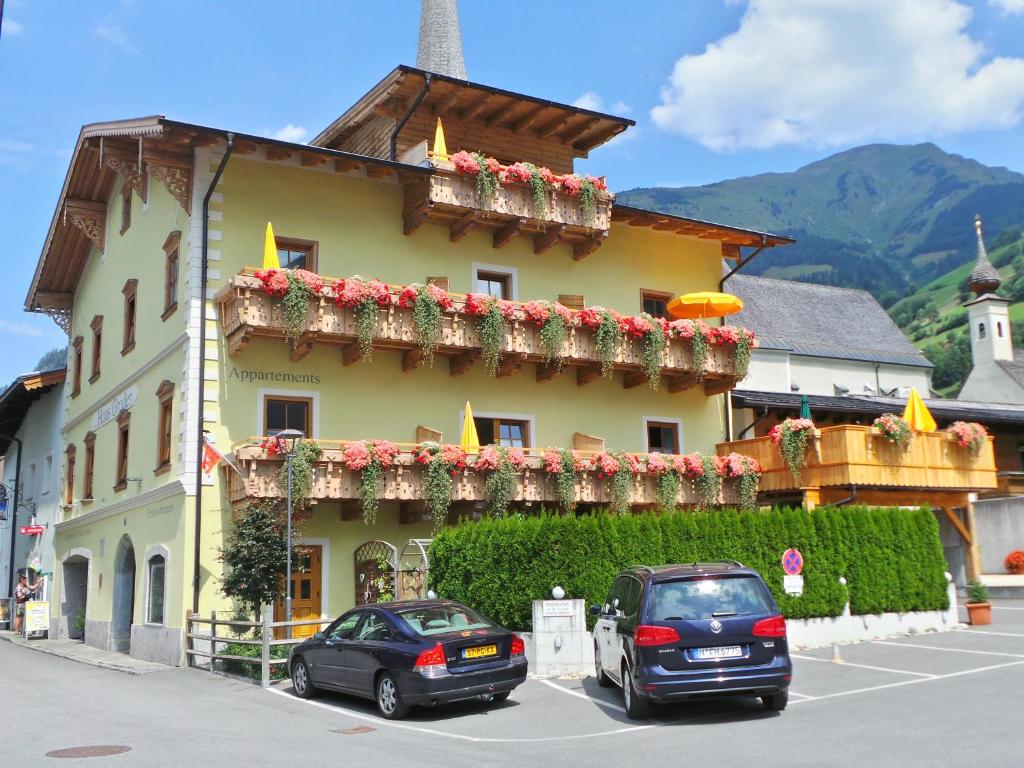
[1,0,1023,380]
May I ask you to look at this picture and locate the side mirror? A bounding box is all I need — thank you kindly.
[590,604,602,616]
[313,631,325,641]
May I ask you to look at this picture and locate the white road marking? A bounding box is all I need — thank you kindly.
[266,686,653,743]
[987,605,1024,611]
[787,691,815,700]
[791,653,937,678]
[537,678,627,713]
[870,640,1024,659]
[790,660,1024,705]
[953,628,1024,638]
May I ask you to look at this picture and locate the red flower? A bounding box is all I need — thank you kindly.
[369,439,400,467]
[426,283,454,310]
[576,306,605,330]
[452,151,480,175]
[254,269,289,298]
[504,162,534,184]
[539,167,557,185]
[522,300,551,326]
[585,175,607,192]
[560,175,583,197]
[335,278,368,308]
[292,269,324,294]
[485,157,502,175]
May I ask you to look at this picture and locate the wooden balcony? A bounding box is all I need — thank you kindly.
[402,170,613,260]
[718,425,998,498]
[217,273,743,395]
[227,443,742,512]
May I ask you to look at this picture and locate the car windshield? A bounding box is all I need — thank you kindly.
[395,604,495,636]
[651,576,773,620]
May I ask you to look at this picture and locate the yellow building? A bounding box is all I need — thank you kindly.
[25,27,791,663]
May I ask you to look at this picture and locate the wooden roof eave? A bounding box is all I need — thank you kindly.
[611,205,794,250]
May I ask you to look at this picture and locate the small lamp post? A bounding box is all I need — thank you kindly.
[274,429,304,638]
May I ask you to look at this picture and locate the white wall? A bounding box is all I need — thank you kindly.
[741,348,791,393]
[0,384,65,597]
[959,364,1024,404]
[788,356,931,397]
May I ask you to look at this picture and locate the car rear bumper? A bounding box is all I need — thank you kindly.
[636,660,792,702]
[400,659,528,705]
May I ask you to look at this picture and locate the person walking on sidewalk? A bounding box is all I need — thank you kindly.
[13,574,41,634]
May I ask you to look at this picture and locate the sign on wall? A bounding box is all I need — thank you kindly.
[90,386,138,431]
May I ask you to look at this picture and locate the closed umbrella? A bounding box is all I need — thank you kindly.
[460,401,480,453]
[667,291,744,320]
[432,117,449,162]
[902,388,937,432]
[262,222,280,270]
[799,395,812,420]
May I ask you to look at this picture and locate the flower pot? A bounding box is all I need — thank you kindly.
[966,601,992,626]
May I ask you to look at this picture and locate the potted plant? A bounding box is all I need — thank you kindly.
[872,413,912,447]
[769,418,816,482]
[1005,550,1024,575]
[965,580,992,625]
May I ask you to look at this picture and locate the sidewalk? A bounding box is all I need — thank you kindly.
[0,631,173,675]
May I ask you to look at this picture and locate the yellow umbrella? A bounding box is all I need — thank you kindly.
[460,401,480,453]
[262,222,280,270]
[902,388,937,432]
[432,117,449,162]
[667,291,744,320]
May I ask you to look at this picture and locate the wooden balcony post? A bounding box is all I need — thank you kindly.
[964,500,982,582]
[801,487,821,511]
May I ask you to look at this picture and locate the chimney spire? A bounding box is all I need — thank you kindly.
[416,0,467,80]
[968,214,1002,296]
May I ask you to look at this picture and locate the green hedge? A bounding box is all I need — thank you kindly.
[428,506,949,630]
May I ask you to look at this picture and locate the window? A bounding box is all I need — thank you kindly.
[162,231,180,320]
[89,316,103,383]
[64,445,76,505]
[276,237,318,272]
[147,555,165,624]
[641,289,673,319]
[328,611,363,641]
[83,432,96,500]
[646,420,680,454]
[473,264,517,300]
[114,409,131,491]
[120,183,131,235]
[264,396,311,437]
[155,380,174,474]
[355,613,393,642]
[71,336,83,397]
[122,279,138,355]
[998,322,1004,338]
[650,576,774,621]
[473,417,529,448]
[979,323,987,340]
[42,456,53,496]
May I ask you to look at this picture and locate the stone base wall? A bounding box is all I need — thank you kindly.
[84,619,111,652]
[130,625,183,666]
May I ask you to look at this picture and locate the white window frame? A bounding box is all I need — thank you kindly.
[642,416,684,454]
[458,410,536,449]
[471,262,519,301]
[256,388,320,439]
[142,543,171,626]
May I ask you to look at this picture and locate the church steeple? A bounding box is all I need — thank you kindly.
[416,0,467,80]
[969,214,1002,295]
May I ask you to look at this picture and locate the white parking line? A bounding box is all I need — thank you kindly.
[537,679,626,713]
[266,686,653,743]
[953,628,1024,638]
[791,654,937,678]
[791,660,1024,704]
[870,640,1024,658]
[787,691,815,700]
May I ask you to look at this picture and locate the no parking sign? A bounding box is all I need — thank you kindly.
[782,548,804,596]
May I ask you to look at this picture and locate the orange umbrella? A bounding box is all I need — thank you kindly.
[667,292,744,320]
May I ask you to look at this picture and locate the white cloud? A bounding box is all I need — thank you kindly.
[611,101,633,115]
[4,19,25,35]
[572,91,603,111]
[652,0,1024,151]
[0,320,43,338]
[0,139,36,172]
[990,0,1024,13]
[95,19,135,52]
[268,124,308,143]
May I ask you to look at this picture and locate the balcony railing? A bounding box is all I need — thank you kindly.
[227,442,744,510]
[217,273,743,395]
[403,169,613,260]
[718,425,998,494]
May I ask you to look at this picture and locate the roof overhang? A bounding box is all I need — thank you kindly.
[312,65,636,156]
[612,204,794,253]
[0,369,66,453]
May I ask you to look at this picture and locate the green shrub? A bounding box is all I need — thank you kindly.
[428,505,948,630]
[220,641,290,681]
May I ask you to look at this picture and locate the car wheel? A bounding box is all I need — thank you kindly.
[761,690,788,711]
[291,657,317,700]
[376,673,410,720]
[621,663,649,720]
[594,643,612,687]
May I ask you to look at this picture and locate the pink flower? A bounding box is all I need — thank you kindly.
[369,439,399,467]
[440,444,467,468]
[293,269,324,295]
[452,151,480,175]
[646,453,670,475]
[585,175,607,192]
[506,449,526,469]
[770,418,815,445]
[621,314,654,339]
[678,453,705,478]
[552,302,573,324]
[343,441,372,471]
[498,300,517,320]
[484,157,502,175]
[504,162,533,184]
[561,175,583,197]
[426,283,454,310]
[522,300,551,326]
[576,306,605,330]
[463,293,493,317]
[594,452,621,478]
[475,445,502,471]
[366,279,392,307]
[335,278,368,308]
[543,450,563,473]
[254,269,289,297]
[720,452,761,478]
[622,454,643,475]
[538,167,557,185]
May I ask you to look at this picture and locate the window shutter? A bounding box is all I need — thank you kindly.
[559,294,584,311]
[416,425,443,443]
[572,432,604,452]
[427,276,449,291]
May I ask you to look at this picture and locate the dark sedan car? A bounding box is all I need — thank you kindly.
[288,599,528,719]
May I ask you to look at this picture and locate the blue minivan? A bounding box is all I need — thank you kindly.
[591,562,792,719]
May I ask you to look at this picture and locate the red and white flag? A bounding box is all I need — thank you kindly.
[201,435,240,475]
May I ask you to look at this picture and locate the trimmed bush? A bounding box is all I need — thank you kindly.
[428,506,948,630]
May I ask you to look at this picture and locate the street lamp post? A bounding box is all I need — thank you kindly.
[274,429,304,639]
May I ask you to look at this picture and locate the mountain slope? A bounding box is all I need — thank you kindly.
[618,143,1024,296]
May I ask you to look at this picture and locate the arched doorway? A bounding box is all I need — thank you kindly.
[354,541,397,606]
[111,535,136,653]
[61,551,90,641]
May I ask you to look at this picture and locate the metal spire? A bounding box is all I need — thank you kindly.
[969,214,1002,295]
[416,0,467,80]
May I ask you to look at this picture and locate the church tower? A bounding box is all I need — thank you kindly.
[416,0,467,80]
[964,215,1012,367]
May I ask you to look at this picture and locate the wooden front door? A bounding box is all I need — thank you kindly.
[274,545,323,639]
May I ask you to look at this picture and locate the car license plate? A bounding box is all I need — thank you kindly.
[463,644,497,660]
[693,645,743,660]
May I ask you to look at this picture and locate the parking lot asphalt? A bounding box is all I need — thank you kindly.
[8,600,1023,767]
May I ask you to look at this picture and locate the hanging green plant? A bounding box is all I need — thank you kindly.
[527,166,548,217]
[695,454,723,510]
[584,308,624,378]
[279,441,323,508]
[638,315,666,389]
[254,269,325,347]
[464,294,510,377]
[735,332,752,380]
[524,300,571,371]
[718,452,762,511]
[472,152,501,205]
[769,418,815,482]
[477,445,525,517]
[414,442,468,533]
[341,440,400,525]
[656,469,681,509]
[579,178,597,226]
[594,451,641,514]
[544,448,583,512]
[399,283,454,366]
